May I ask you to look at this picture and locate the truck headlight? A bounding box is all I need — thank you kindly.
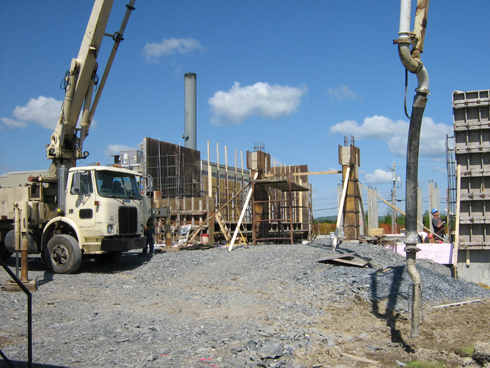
[107,224,114,234]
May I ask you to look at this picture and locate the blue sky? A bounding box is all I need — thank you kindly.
[1,1,488,218]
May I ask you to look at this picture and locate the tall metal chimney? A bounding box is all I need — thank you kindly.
[184,72,197,150]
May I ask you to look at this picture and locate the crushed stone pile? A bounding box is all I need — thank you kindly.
[1,240,490,367]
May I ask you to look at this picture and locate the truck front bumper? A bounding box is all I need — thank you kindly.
[99,236,147,252]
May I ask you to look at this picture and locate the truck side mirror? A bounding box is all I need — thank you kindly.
[71,172,81,194]
[140,175,153,198]
[146,176,153,196]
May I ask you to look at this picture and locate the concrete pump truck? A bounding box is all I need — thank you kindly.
[0,0,152,274]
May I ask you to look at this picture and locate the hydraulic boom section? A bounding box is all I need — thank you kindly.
[46,0,135,177]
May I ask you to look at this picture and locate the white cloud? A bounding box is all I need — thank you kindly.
[143,38,204,62]
[208,82,308,126]
[0,96,105,133]
[0,117,27,129]
[330,115,407,140]
[103,144,137,157]
[433,166,447,174]
[0,96,62,130]
[365,169,393,184]
[328,86,357,101]
[270,157,282,167]
[329,115,452,157]
[418,117,454,157]
[0,165,15,175]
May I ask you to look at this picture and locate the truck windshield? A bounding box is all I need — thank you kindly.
[95,170,142,199]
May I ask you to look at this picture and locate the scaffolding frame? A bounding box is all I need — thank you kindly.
[251,176,310,245]
[446,135,457,237]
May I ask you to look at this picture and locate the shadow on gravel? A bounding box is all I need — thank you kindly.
[4,253,149,277]
[308,242,334,250]
[36,271,54,287]
[370,265,415,353]
[80,253,150,274]
[0,361,68,368]
[4,256,46,272]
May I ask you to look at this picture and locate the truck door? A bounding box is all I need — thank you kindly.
[67,170,96,228]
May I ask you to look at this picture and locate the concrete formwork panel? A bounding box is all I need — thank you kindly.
[453,89,490,284]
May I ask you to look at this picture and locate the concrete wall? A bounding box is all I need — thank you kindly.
[457,250,490,285]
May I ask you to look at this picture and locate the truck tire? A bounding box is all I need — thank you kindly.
[93,251,122,264]
[0,240,12,262]
[46,235,82,274]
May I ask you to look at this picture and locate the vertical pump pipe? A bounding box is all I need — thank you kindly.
[395,0,430,339]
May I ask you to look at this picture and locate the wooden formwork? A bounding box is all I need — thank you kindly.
[145,139,312,245]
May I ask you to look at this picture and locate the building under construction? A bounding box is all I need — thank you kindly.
[120,138,312,246]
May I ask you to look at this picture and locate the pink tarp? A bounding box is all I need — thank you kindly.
[385,243,454,265]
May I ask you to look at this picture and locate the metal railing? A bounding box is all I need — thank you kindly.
[0,257,32,368]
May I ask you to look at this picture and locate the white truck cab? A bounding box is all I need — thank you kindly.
[39,165,151,273]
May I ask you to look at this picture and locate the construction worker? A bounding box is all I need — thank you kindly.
[141,211,155,256]
[431,208,445,242]
[418,231,430,243]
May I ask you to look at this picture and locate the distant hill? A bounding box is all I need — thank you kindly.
[314,216,337,222]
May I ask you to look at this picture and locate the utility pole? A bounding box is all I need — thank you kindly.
[390,161,397,233]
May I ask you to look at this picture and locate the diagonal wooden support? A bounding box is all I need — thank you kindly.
[215,211,231,241]
[228,172,258,251]
[333,167,350,250]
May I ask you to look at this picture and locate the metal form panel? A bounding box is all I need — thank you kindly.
[144,137,201,198]
[453,90,490,248]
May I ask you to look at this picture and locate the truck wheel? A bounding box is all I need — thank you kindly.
[46,235,82,274]
[93,251,122,264]
[0,240,12,262]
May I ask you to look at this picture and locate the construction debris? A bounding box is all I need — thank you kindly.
[316,252,372,268]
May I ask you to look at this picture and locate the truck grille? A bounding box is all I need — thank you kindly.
[119,206,137,235]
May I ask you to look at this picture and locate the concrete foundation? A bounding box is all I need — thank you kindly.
[457,250,490,285]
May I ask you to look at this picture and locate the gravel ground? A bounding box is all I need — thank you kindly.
[1,239,490,367]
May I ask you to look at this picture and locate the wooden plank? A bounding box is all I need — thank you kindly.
[369,228,385,236]
[333,166,350,250]
[265,170,341,178]
[358,182,367,236]
[215,211,231,241]
[433,299,482,308]
[188,182,251,242]
[341,353,380,366]
[228,172,259,251]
